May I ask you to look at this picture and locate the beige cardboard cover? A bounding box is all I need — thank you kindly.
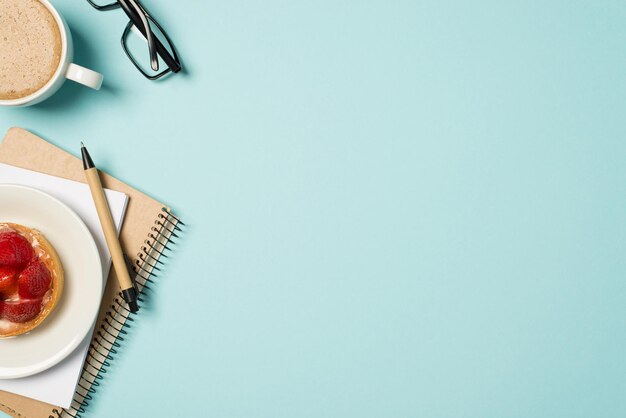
[0,127,167,418]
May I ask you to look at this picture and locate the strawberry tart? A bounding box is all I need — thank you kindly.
[0,223,64,338]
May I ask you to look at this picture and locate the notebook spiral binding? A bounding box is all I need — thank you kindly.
[49,208,183,418]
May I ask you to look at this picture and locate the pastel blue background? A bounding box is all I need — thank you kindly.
[1,0,626,417]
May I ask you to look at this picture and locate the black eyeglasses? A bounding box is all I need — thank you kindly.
[86,0,182,80]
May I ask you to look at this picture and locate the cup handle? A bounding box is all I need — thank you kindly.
[65,63,103,90]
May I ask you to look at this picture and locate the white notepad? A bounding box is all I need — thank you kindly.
[0,162,128,408]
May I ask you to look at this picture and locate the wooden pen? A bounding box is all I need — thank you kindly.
[81,143,139,313]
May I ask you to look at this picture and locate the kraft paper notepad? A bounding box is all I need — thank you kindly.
[0,128,181,418]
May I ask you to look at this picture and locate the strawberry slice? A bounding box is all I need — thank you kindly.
[18,260,52,299]
[0,267,18,295]
[0,232,34,268]
[1,299,42,323]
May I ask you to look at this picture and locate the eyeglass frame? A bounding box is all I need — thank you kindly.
[86,0,181,80]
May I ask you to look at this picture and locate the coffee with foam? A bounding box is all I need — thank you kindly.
[0,0,63,100]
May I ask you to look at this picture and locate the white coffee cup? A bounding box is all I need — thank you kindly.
[0,0,103,107]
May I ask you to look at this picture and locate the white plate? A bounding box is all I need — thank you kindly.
[0,185,102,379]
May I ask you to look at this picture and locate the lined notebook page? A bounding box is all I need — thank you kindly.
[0,163,128,408]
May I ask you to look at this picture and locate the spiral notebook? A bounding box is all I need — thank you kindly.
[0,127,182,418]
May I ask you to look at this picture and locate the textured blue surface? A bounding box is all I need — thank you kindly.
[1,1,626,417]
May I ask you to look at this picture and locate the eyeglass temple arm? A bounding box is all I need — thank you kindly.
[119,0,181,73]
[86,0,120,11]
[119,0,159,71]
[129,0,159,72]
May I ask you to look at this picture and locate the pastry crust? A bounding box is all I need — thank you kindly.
[0,223,64,338]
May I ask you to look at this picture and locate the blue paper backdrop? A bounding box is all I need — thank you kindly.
[1,1,626,417]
